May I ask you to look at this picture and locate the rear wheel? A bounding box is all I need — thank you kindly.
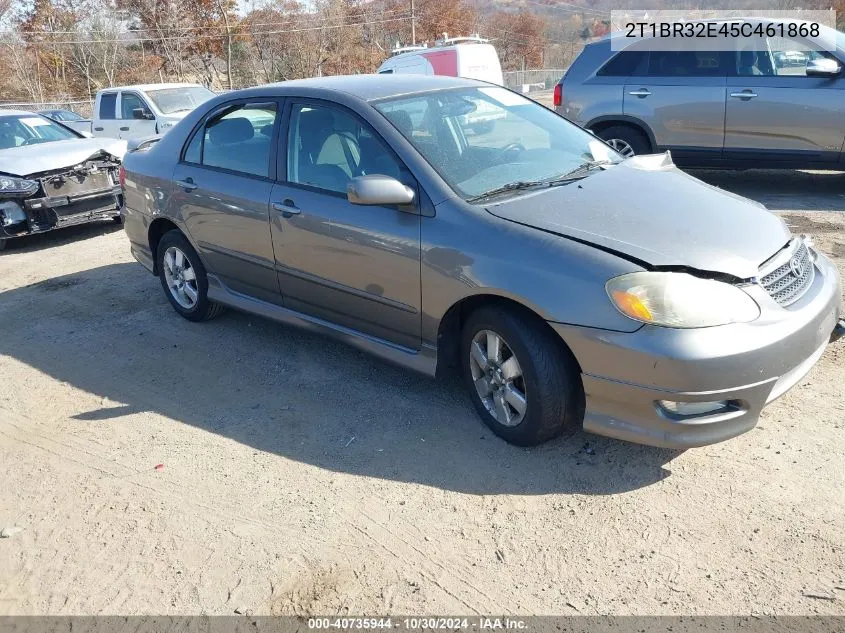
[460,305,583,446]
[596,125,651,158]
[156,230,224,322]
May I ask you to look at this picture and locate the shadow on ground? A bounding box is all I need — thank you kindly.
[691,168,845,212]
[0,262,680,496]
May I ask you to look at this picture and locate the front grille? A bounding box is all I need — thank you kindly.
[759,241,814,307]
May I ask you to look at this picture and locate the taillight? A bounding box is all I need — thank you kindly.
[118,165,126,188]
[553,83,562,107]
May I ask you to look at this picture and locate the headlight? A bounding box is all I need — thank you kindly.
[606,272,760,328]
[0,176,38,197]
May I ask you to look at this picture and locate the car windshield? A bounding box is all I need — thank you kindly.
[0,114,79,150]
[146,86,216,115]
[59,110,85,121]
[374,86,622,201]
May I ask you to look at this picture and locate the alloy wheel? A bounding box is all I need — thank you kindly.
[162,246,198,309]
[606,138,636,158]
[468,329,528,427]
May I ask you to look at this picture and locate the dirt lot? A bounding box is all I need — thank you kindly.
[1,176,844,616]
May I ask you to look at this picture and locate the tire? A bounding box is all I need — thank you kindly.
[596,125,651,158]
[0,239,6,252]
[156,230,224,322]
[113,214,124,225]
[460,305,584,446]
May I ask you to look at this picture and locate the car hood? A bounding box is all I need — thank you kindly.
[485,154,791,279]
[0,137,127,177]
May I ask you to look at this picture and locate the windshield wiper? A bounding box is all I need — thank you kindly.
[466,180,546,203]
[545,159,615,185]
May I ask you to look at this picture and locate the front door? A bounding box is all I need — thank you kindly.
[118,91,157,140]
[270,101,422,350]
[171,100,281,304]
[724,37,845,163]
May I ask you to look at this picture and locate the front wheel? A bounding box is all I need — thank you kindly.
[460,305,584,446]
[596,125,651,158]
[156,230,224,322]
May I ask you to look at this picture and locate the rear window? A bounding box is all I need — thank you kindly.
[597,51,646,76]
[99,93,117,119]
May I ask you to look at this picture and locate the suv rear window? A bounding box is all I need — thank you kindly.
[597,51,646,76]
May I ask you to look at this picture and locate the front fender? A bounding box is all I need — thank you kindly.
[420,201,644,346]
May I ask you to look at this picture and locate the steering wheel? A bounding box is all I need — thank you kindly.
[493,142,525,163]
[20,138,40,146]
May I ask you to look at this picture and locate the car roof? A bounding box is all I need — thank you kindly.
[231,74,486,103]
[98,83,207,94]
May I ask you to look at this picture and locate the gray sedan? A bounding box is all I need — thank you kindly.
[121,75,844,448]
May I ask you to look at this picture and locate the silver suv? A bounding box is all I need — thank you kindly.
[555,20,845,168]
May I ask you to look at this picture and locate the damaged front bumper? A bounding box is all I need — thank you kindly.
[0,159,122,242]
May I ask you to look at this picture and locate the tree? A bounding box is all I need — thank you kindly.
[486,9,547,71]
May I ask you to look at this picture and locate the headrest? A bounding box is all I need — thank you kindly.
[208,117,254,145]
[384,110,413,137]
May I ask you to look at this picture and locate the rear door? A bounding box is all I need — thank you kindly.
[93,92,121,138]
[171,99,282,304]
[117,91,157,139]
[724,36,845,164]
[623,49,727,162]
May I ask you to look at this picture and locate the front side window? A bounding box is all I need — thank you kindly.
[748,36,837,77]
[120,93,145,119]
[99,93,117,119]
[147,87,215,115]
[183,103,277,177]
[0,115,79,150]
[287,104,403,194]
[374,86,620,200]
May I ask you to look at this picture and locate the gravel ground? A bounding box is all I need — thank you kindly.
[0,177,843,616]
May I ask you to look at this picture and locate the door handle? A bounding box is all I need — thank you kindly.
[119,126,130,131]
[176,178,198,192]
[628,89,651,97]
[94,127,104,131]
[272,200,301,218]
[730,91,758,99]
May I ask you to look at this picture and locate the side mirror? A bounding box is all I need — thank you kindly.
[132,107,154,120]
[347,175,415,206]
[806,57,841,77]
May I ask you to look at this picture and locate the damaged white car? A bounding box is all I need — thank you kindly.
[0,109,126,250]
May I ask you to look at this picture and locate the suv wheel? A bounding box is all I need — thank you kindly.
[157,230,224,322]
[597,125,651,158]
[460,305,584,446]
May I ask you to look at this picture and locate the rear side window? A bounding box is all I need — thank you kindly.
[597,51,646,76]
[182,102,277,178]
[99,93,117,120]
[647,50,726,77]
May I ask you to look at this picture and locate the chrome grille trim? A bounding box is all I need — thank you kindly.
[759,240,815,307]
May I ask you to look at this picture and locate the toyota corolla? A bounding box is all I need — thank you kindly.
[120,75,844,448]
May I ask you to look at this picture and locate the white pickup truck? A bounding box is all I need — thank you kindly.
[91,83,215,140]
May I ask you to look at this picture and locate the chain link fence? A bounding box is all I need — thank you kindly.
[503,69,566,93]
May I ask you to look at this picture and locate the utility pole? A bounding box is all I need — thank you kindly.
[411,0,416,45]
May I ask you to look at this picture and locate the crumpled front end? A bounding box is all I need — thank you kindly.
[0,151,122,242]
